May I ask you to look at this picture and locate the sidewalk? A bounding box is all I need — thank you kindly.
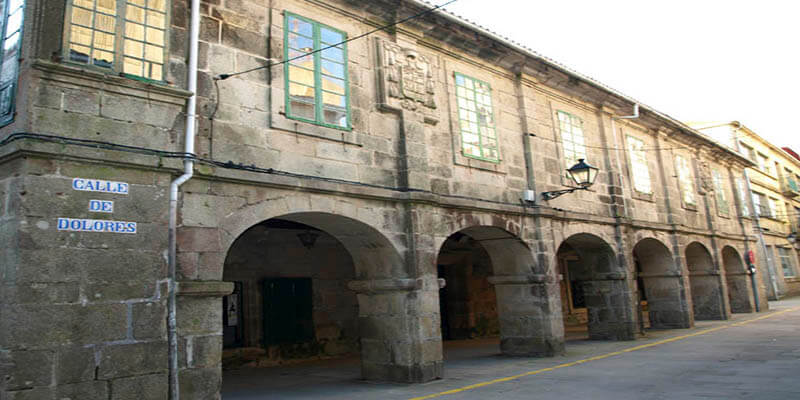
[222,298,800,399]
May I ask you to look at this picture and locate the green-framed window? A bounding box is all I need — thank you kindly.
[454,72,498,162]
[284,13,349,130]
[712,170,729,216]
[557,111,586,169]
[0,0,24,125]
[64,0,167,81]
[674,155,696,206]
[626,135,651,194]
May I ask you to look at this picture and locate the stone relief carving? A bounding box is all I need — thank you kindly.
[378,39,437,111]
[697,161,714,195]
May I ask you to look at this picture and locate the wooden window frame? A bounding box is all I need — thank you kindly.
[283,12,351,131]
[62,0,169,83]
[453,72,500,163]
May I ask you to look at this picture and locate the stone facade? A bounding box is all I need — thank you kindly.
[691,122,800,299]
[0,0,769,399]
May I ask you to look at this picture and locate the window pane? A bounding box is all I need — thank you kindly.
[288,33,313,51]
[288,81,315,100]
[124,39,144,57]
[126,23,144,40]
[144,44,163,63]
[146,61,162,80]
[94,32,115,51]
[0,53,18,83]
[147,10,165,28]
[95,13,116,33]
[71,7,93,26]
[321,92,345,107]
[97,0,116,15]
[128,0,145,6]
[126,4,145,23]
[288,65,315,87]
[94,50,114,67]
[145,27,164,45]
[148,0,166,11]
[320,47,344,63]
[321,76,345,95]
[123,56,143,75]
[289,98,315,120]
[71,25,93,46]
[322,106,347,127]
[320,60,344,78]
[287,16,312,37]
[74,0,94,8]
[320,27,343,45]
[69,44,91,63]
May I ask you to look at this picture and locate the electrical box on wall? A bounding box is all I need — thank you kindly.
[523,190,536,203]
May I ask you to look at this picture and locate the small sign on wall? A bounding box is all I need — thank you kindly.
[56,177,137,234]
[57,218,137,234]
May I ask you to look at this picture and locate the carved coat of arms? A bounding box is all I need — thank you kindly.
[697,161,714,195]
[378,40,437,111]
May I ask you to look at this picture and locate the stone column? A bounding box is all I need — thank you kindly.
[176,281,233,399]
[488,274,565,357]
[583,272,636,340]
[348,278,443,383]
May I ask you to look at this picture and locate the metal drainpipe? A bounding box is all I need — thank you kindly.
[732,123,779,301]
[168,0,201,398]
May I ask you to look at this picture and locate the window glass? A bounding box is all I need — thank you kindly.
[65,0,166,80]
[675,155,696,206]
[557,111,586,170]
[0,0,23,122]
[736,178,750,217]
[455,73,498,161]
[778,247,796,278]
[627,135,651,194]
[712,170,729,216]
[285,14,349,129]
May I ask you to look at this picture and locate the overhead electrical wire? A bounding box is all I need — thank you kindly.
[214,0,459,81]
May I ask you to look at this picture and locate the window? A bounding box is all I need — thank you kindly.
[740,142,757,162]
[0,0,23,124]
[778,247,796,278]
[454,73,498,161]
[557,111,586,169]
[756,153,771,175]
[768,197,780,220]
[712,170,729,216]
[736,178,750,217]
[65,0,167,81]
[751,192,770,217]
[627,135,651,194]
[784,168,799,192]
[285,13,349,129]
[675,155,696,206]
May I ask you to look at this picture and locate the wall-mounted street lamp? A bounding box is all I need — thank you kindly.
[541,159,600,201]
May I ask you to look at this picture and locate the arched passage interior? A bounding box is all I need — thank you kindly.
[686,242,726,320]
[437,226,562,357]
[722,246,754,313]
[556,233,634,341]
[221,212,435,383]
[633,238,689,329]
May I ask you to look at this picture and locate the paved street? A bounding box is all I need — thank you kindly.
[222,298,800,399]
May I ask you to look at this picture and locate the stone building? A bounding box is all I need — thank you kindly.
[0,0,769,398]
[692,121,800,298]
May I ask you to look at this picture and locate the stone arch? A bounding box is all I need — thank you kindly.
[220,209,439,383]
[722,246,754,313]
[685,242,726,320]
[556,233,634,340]
[435,225,562,356]
[633,238,690,329]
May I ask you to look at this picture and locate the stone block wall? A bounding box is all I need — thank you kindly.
[0,157,171,399]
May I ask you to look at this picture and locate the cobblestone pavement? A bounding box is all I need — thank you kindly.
[222,298,800,399]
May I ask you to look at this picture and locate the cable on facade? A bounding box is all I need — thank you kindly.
[214,0,459,81]
[0,132,562,213]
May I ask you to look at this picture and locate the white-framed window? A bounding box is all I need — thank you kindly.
[756,153,772,175]
[736,178,750,217]
[627,135,651,194]
[64,0,168,81]
[752,191,771,217]
[712,170,729,216]
[675,154,696,206]
[768,197,780,220]
[556,110,586,169]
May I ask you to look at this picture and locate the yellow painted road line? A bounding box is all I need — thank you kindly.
[409,306,800,400]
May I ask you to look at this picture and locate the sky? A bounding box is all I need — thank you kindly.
[444,0,800,152]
